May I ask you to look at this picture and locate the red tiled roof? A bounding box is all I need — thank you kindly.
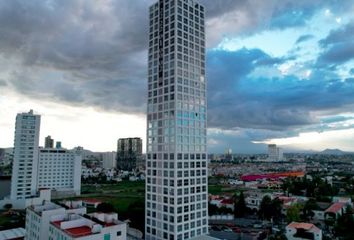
[241,171,305,181]
[81,198,102,204]
[65,226,92,237]
[278,196,296,204]
[287,222,321,233]
[221,199,233,205]
[325,202,345,213]
[52,221,93,237]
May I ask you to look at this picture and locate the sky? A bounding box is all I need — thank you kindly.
[0,0,353,153]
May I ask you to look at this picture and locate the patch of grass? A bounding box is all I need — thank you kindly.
[208,185,224,195]
[81,181,145,194]
[208,185,240,195]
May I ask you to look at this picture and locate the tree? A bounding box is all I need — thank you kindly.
[3,203,12,211]
[258,195,273,220]
[286,203,303,223]
[258,196,283,221]
[96,202,114,213]
[303,199,319,220]
[271,197,283,222]
[208,203,219,216]
[334,206,354,239]
[234,191,247,218]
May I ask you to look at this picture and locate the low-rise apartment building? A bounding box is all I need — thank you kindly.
[49,212,127,240]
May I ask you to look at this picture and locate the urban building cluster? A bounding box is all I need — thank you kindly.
[0,110,136,239]
[1,0,354,240]
[206,154,354,239]
[0,110,82,209]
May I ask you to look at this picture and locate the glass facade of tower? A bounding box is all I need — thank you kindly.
[146,0,207,239]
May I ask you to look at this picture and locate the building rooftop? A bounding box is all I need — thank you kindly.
[81,198,102,204]
[287,222,321,233]
[0,227,26,240]
[29,202,62,216]
[325,202,346,214]
[220,199,233,205]
[190,235,220,240]
[50,212,123,237]
[59,200,84,210]
[52,221,93,238]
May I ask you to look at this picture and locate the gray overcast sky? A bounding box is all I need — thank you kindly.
[0,0,353,153]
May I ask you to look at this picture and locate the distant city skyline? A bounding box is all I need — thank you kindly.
[0,0,353,153]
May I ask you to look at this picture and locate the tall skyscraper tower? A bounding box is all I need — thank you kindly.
[146,0,208,239]
[10,110,41,200]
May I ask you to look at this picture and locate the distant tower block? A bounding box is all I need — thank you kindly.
[45,135,54,148]
[268,144,283,161]
[117,138,142,171]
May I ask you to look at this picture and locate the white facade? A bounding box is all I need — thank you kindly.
[26,201,86,240]
[49,212,127,240]
[268,144,283,161]
[38,147,82,196]
[146,0,208,239]
[102,151,117,169]
[245,192,272,210]
[10,110,41,200]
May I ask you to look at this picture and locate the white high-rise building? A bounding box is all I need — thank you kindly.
[10,110,41,200]
[38,147,82,196]
[268,144,283,161]
[146,1,208,239]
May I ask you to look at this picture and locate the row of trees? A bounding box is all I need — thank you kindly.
[282,176,339,201]
[334,206,354,239]
[231,192,284,221]
[222,192,325,223]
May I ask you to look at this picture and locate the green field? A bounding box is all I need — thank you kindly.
[64,181,241,232]
[60,181,146,231]
[208,184,239,195]
[80,181,144,212]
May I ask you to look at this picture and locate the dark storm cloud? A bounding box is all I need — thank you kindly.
[0,0,151,113]
[207,48,354,130]
[0,0,353,122]
[0,0,150,72]
[317,21,354,66]
[296,34,315,44]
